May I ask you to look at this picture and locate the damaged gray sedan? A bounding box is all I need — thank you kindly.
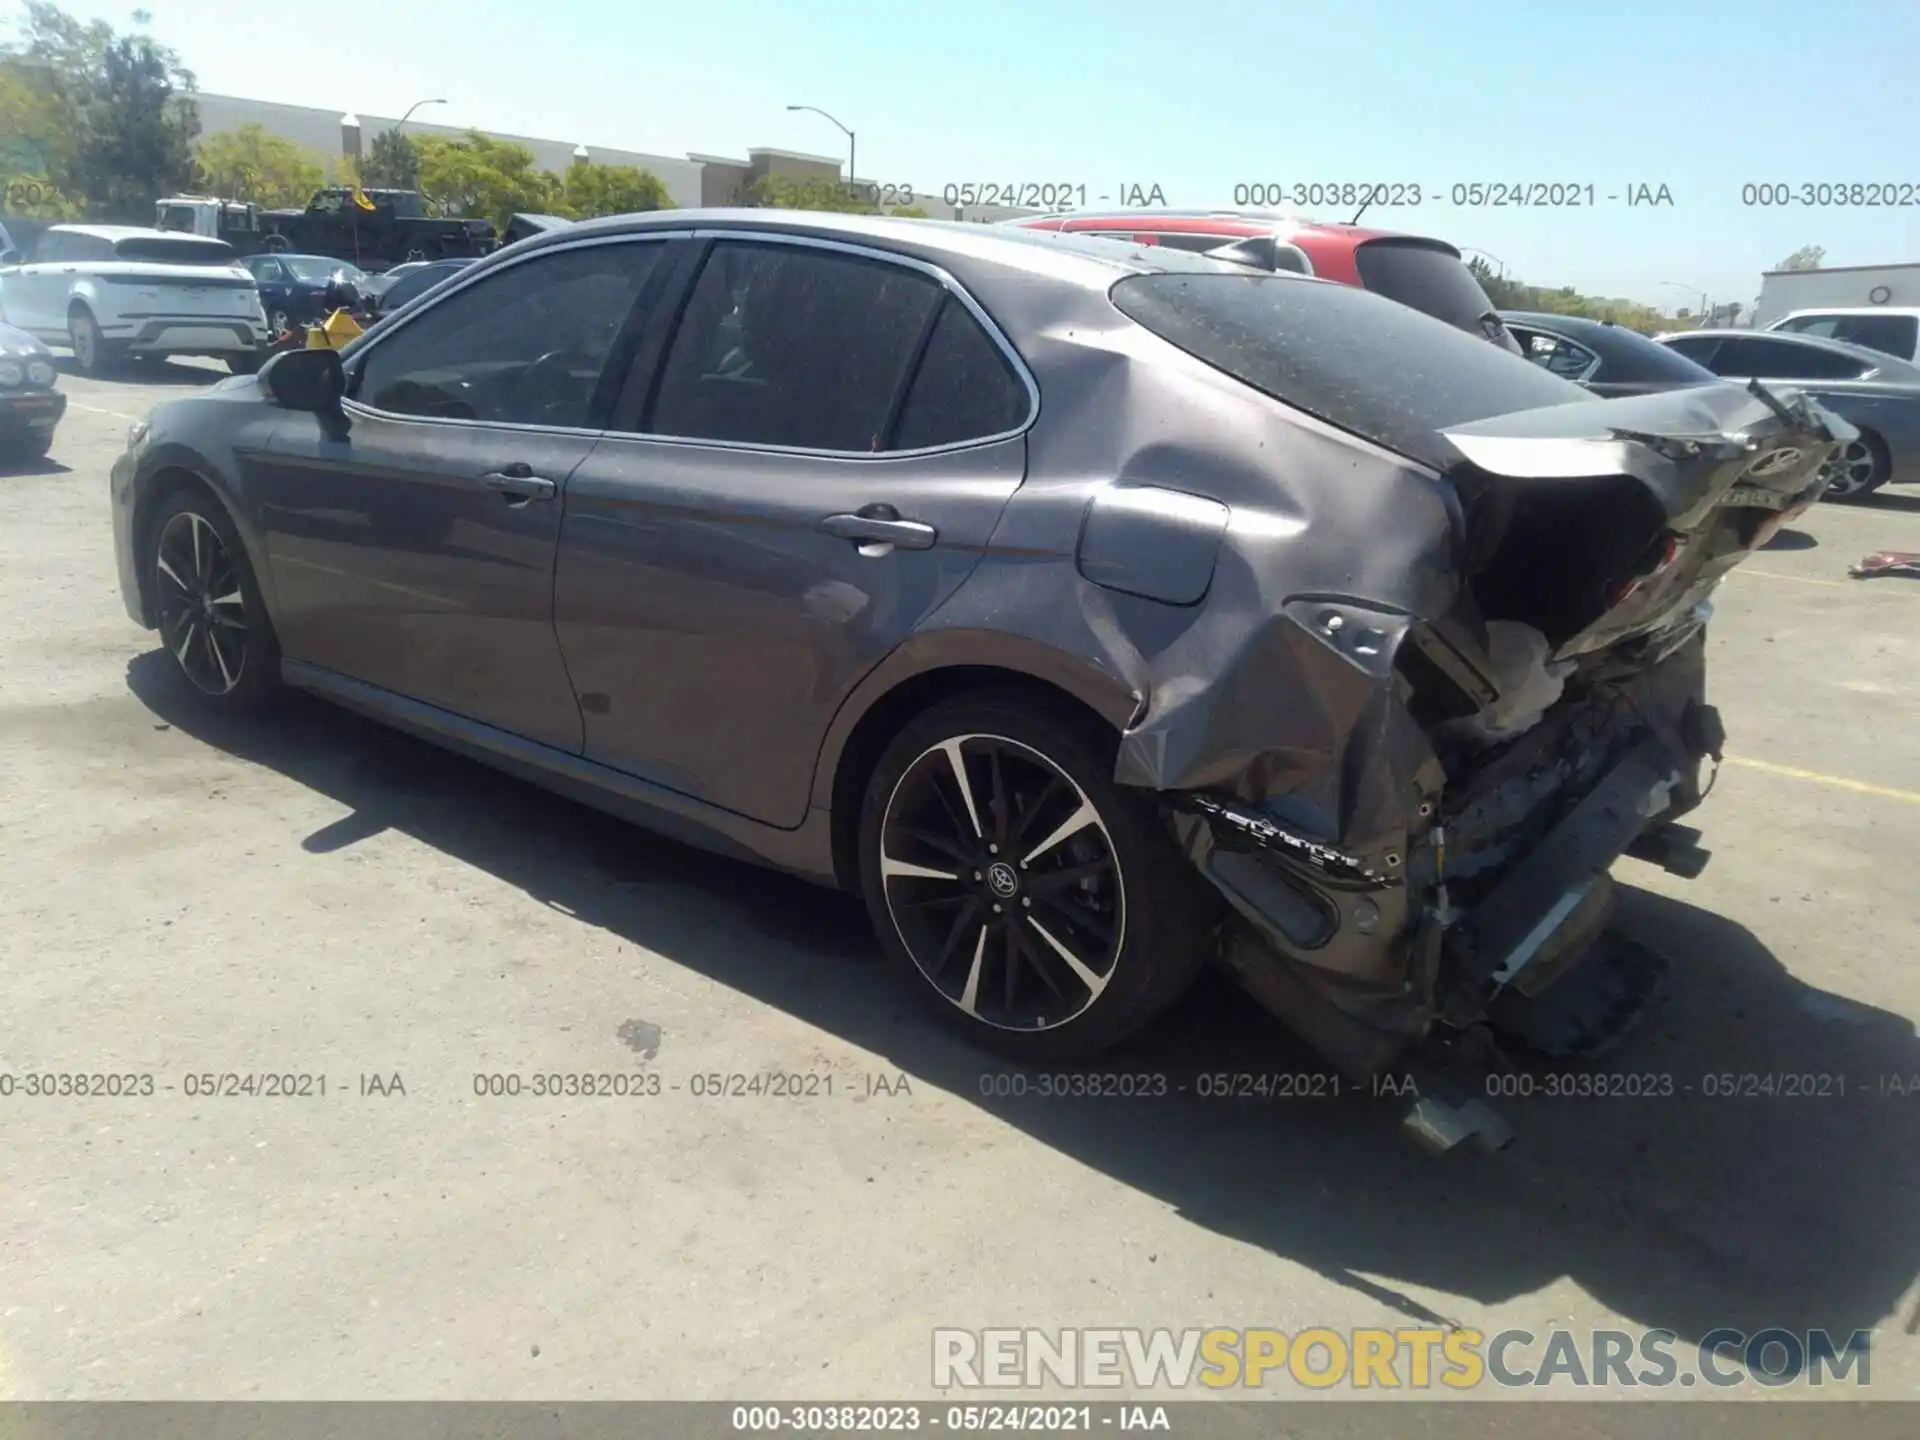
[108,212,1849,1142]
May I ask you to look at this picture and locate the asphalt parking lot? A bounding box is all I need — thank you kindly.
[3,360,1919,1402]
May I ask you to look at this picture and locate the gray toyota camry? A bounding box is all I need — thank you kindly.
[109,209,1849,1146]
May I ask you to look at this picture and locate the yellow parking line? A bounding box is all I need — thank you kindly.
[1734,567,1920,599]
[1725,754,1920,805]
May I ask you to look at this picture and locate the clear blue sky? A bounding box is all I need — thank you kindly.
[25,0,1920,310]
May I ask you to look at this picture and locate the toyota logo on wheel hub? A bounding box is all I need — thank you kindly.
[986,862,1020,898]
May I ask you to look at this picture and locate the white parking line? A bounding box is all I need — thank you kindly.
[65,401,140,422]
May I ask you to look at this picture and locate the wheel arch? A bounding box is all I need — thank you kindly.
[130,464,247,628]
[818,637,1143,892]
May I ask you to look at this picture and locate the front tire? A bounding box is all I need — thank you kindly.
[858,692,1213,1063]
[148,488,282,708]
[1820,431,1890,501]
[227,353,263,375]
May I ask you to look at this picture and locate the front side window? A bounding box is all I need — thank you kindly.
[647,241,942,451]
[33,232,68,263]
[1832,313,1918,358]
[351,240,662,428]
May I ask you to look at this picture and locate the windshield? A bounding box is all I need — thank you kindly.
[1353,238,1505,335]
[1113,271,1587,471]
[284,256,364,283]
[112,236,236,265]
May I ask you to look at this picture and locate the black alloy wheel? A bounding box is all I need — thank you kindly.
[859,694,1213,1061]
[148,491,281,706]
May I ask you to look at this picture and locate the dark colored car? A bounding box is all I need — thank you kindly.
[1501,311,1722,397]
[0,320,65,461]
[1012,209,1522,350]
[365,257,479,321]
[1657,327,1920,501]
[109,211,1850,1147]
[242,253,368,334]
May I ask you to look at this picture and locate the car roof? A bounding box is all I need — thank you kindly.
[1500,310,1631,337]
[507,207,1277,294]
[1009,208,1425,243]
[1776,305,1920,318]
[49,223,223,242]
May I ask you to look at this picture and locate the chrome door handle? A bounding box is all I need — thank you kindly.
[482,470,557,501]
[820,512,937,550]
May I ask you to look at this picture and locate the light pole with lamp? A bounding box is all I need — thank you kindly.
[1661,280,1709,323]
[785,103,857,201]
[394,98,447,134]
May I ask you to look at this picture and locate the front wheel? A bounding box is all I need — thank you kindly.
[1820,432,1890,501]
[148,489,282,708]
[858,693,1213,1063]
[227,353,263,375]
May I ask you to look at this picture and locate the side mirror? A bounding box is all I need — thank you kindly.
[260,347,345,414]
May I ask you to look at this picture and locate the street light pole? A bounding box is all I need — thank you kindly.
[786,104,857,200]
[1661,279,1709,322]
[395,98,447,134]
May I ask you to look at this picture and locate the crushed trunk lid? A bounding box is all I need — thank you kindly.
[1441,380,1852,661]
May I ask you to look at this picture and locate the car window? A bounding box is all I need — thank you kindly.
[1660,334,1721,365]
[351,240,664,428]
[76,235,117,263]
[1832,314,1919,358]
[1351,238,1501,336]
[891,296,1030,449]
[1706,337,1873,380]
[32,232,67,263]
[1774,314,1841,338]
[1513,328,1599,380]
[381,263,466,311]
[647,241,942,451]
[1111,271,1589,473]
[114,235,236,265]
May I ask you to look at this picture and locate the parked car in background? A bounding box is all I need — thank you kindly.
[0,225,269,376]
[241,253,368,335]
[108,211,1847,1148]
[1656,327,1920,500]
[1502,311,1722,396]
[1010,209,1522,349]
[364,257,479,321]
[1766,307,1920,365]
[0,319,64,461]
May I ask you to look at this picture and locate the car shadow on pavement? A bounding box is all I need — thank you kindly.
[56,357,229,386]
[1854,490,1920,516]
[1760,527,1817,551]
[125,652,1920,1356]
[0,455,70,477]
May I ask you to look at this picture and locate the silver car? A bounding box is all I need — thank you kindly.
[108,212,1848,1147]
[1658,327,1920,500]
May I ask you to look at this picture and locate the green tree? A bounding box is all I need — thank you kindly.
[414,129,559,232]
[888,204,930,218]
[2,3,200,220]
[559,159,670,219]
[1776,244,1825,271]
[361,128,419,189]
[0,59,78,215]
[195,124,325,207]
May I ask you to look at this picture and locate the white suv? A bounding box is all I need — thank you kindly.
[1767,307,1920,365]
[0,224,270,376]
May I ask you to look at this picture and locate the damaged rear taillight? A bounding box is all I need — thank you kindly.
[1606,531,1686,608]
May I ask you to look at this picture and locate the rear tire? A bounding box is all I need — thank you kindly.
[1820,431,1890,501]
[227,353,263,375]
[147,488,282,709]
[68,307,121,377]
[2,431,53,462]
[858,691,1213,1063]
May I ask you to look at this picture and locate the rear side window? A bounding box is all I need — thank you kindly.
[1707,337,1872,380]
[1112,272,1588,471]
[649,242,942,451]
[1581,323,1722,384]
[891,297,1030,449]
[1352,238,1500,335]
[1831,313,1918,358]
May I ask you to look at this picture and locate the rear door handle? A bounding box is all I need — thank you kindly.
[820,512,937,550]
[482,468,557,501]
